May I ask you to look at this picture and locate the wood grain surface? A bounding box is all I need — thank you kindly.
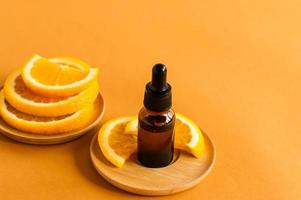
[90,131,215,196]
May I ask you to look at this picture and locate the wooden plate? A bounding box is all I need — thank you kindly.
[90,130,216,196]
[0,93,105,145]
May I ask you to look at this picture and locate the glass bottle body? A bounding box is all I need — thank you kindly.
[138,107,175,168]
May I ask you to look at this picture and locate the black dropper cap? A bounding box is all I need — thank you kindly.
[143,63,172,112]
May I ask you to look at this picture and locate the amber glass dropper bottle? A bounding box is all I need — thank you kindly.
[138,64,175,168]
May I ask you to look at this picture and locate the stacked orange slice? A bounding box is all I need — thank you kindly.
[0,54,100,134]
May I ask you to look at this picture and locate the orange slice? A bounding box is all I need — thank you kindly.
[98,117,137,168]
[173,113,205,158]
[22,54,99,97]
[125,113,205,158]
[0,91,96,134]
[4,70,99,117]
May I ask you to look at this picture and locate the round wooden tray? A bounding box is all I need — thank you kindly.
[90,130,216,196]
[0,93,105,145]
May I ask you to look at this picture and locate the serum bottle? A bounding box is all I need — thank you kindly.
[138,64,175,168]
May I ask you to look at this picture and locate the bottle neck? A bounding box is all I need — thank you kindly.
[143,107,173,115]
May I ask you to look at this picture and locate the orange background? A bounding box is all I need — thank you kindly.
[0,1,300,199]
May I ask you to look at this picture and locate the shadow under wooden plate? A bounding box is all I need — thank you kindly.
[90,130,216,196]
[0,93,105,145]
